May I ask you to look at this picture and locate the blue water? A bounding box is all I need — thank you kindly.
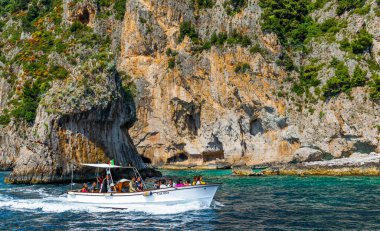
[1,170,380,230]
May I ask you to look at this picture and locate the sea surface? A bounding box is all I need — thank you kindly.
[1,170,380,230]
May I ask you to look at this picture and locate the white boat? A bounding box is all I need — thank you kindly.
[67,163,220,209]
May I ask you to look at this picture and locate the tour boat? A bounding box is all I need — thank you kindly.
[67,164,220,209]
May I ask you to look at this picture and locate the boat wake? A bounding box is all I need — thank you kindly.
[0,193,221,215]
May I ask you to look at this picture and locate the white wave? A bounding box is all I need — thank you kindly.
[212,200,224,208]
[0,197,114,213]
[0,196,213,215]
[124,201,209,215]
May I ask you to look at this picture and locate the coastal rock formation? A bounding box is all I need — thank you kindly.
[119,0,379,167]
[0,0,379,181]
[0,0,148,183]
[264,153,380,176]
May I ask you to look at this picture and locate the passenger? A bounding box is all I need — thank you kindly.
[192,176,198,186]
[89,182,97,192]
[176,179,184,187]
[121,182,129,193]
[129,177,137,192]
[81,183,89,192]
[153,180,160,189]
[196,176,201,185]
[184,179,191,186]
[167,179,174,187]
[136,176,143,192]
[160,179,168,189]
[199,175,206,185]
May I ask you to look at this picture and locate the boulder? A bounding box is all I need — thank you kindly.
[232,166,254,176]
[292,147,324,163]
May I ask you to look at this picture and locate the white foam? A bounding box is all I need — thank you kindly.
[0,196,216,215]
[124,201,209,215]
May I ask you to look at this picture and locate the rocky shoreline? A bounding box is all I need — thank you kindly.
[160,153,380,177]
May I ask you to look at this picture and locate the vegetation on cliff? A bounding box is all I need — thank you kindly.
[0,0,129,125]
[259,0,379,102]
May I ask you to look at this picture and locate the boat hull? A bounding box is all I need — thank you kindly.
[67,184,219,208]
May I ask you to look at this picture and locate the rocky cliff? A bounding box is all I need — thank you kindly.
[0,0,147,183]
[0,0,379,181]
[119,0,379,167]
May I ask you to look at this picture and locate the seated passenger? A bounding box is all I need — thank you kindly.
[192,176,198,186]
[184,179,191,186]
[89,182,97,192]
[176,179,184,187]
[196,176,201,185]
[167,179,174,187]
[160,179,168,189]
[121,182,129,192]
[199,176,206,185]
[136,176,143,192]
[81,183,89,192]
[153,180,160,189]
[129,177,137,192]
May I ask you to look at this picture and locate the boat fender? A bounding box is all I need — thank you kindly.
[143,191,153,197]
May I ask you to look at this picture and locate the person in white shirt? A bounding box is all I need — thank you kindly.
[160,179,167,189]
[167,179,176,187]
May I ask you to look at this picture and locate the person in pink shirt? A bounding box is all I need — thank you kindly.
[80,183,89,192]
[175,179,185,187]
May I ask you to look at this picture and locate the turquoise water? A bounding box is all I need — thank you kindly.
[1,170,380,230]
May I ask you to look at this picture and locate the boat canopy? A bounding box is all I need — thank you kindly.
[82,163,124,168]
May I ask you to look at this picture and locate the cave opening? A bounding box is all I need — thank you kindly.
[250,119,264,136]
[202,151,224,162]
[78,8,90,25]
[166,153,188,163]
[140,155,152,164]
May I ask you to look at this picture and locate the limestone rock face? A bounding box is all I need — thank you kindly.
[0,0,148,183]
[5,74,146,183]
[1,0,380,179]
[118,0,379,167]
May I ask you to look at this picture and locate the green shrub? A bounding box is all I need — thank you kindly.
[168,57,175,69]
[0,0,30,15]
[122,82,137,99]
[336,0,366,15]
[259,0,310,47]
[97,0,112,7]
[249,44,264,54]
[197,0,214,9]
[351,29,373,54]
[330,57,340,67]
[49,65,69,80]
[0,114,10,125]
[234,63,250,73]
[323,62,350,97]
[178,21,198,42]
[224,0,247,16]
[291,65,321,95]
[70,21,85,32]
[309,0,329,10]
[11,80,49,123]
[320,18,346,34]
[323,63,367,98]
[339,38,351,52]
[210,32,228,46]
[369,74,380,100]
[351,65,367,87]
[276,53,294,71]
[226,30,251,47]
[114,0,127,20]
[165,48,178,57]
